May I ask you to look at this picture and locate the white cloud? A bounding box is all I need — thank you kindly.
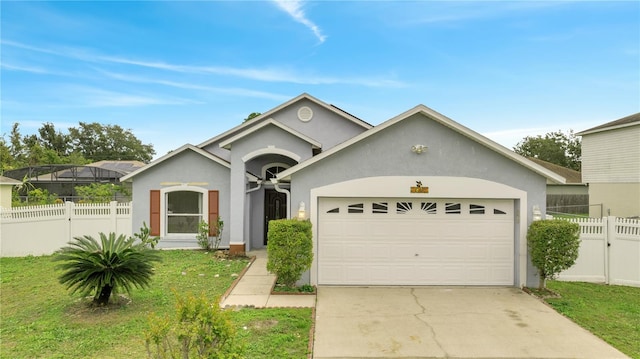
[272,0,326,43]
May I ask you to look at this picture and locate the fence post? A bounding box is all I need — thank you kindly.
[110,201,118,234]
[65,201,73,244]
[606,216,618,285]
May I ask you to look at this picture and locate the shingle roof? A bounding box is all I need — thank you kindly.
[577,112,640,135]
[527,158,582,184]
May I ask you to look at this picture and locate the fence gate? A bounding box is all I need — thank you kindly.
[557,216,640,287]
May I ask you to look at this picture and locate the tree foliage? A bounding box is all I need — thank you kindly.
[75,183,130,203]
[68,122,155,162]
[1,121,155,172]
[243,112,261,122]
[266,219,313,287]
[513,130,581,171]
[527,220,581,289]
[54,232,162,306]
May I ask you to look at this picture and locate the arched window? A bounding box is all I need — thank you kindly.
[262,163,290,180]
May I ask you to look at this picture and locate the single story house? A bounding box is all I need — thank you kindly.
[577,113,640,218]
[121,93,564,288]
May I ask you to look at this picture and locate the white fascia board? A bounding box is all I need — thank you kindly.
[278,105,566,184]
[219,119,322,149]
[198,93,371,149]
[120,144,230,182]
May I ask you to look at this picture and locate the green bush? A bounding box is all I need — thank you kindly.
[196,220,211,250]
[144,293,244,359]
[75,183,130,203]
[133,221,160,249]
[527,219,580,289]
[266,219,313,287]
[53,232,162,305]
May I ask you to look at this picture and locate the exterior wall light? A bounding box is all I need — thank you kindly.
[532,205,542,221]
[297,201,306,220]
[411,144,427,154]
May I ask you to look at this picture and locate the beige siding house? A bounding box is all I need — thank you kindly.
[577,113,640,218]
[0,176,21,208]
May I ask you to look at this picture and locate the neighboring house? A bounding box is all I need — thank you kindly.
[121,93,564,288]
[527,157,588,215]
[577,113,640,218]
[3,160,145,202]
[0,176,21,208]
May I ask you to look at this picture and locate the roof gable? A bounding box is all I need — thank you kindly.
[219,119,322,149]
[278,104,566,184]
[577,112,640,136]
[120,144,230,182]
[197,93,372,149]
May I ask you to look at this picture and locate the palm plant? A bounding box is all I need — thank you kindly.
[54,232,162,305]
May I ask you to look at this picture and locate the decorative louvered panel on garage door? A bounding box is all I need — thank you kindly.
[318,198,514,285]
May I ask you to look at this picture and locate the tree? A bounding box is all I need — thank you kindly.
[0,136,16,172]
[54,232,161,306]
[513,130,581,171]
[527,220,580,289]
[38,122,70,157]
[69,122,155,163]
[243,112,261,122]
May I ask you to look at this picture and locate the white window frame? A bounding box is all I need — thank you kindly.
[160,185,209,239]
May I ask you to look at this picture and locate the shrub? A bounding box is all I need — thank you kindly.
[196,220,211,250]
[196,217,224,251]
[211,217,224,251]
[266,219,313,287]
[527,219,580,289]
[144,293,244,359]
[54,232,162,305]
[133,221,160,249]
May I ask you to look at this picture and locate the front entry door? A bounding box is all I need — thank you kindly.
[264,189,287,245]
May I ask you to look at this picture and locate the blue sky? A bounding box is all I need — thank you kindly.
[1,1,638,159]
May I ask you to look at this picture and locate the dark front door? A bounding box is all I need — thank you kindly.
[264,189,287,245]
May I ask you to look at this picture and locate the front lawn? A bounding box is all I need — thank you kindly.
[545,281,640,359]
[0,250,312,359]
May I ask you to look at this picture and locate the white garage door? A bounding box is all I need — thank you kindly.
[318,198,514,285]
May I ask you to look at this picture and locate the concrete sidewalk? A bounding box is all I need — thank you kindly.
[220,250,316,308]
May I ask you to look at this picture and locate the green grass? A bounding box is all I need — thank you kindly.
[0,250,312,359]
[545,281,640,359]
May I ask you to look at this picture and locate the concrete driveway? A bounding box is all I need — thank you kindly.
[312,287,628,359]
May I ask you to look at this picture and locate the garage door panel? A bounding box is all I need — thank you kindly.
[318,198,515,286]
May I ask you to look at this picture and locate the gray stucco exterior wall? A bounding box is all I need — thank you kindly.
[130,150,231,248]
[287,113,547,287]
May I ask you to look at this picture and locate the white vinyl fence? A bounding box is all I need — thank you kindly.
[557,216,640,287]
[0,202,132,257]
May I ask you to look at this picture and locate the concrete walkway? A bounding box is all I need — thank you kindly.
[220,250,316,308]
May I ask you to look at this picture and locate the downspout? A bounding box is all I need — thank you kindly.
[270,178,291,218]
[246,180,263,194]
